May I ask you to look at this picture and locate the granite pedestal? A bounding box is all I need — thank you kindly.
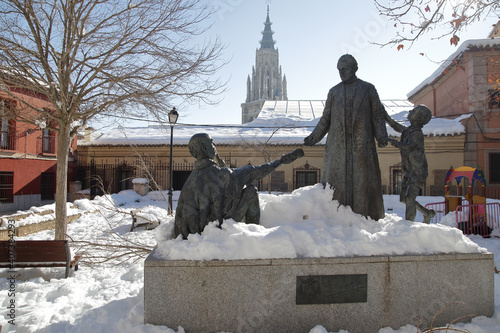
[144,251,493,333]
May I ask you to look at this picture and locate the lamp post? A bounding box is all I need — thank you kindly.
[168,107,179,215]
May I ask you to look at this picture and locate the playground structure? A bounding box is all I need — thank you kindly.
[444,166,486,213]
[425,166,500,236]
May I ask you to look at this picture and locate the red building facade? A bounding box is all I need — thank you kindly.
[0,86,77,213]
[408,39,500,198]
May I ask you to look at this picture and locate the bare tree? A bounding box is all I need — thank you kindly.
[0,0,225,240]
[237,122,299,193]
[237,127,283,164]
[375,0,499,48]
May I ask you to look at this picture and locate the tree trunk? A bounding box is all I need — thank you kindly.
[54,124,72,240]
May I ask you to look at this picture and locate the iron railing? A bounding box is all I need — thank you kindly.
[36,135,57,155]
[424,201,446,224]
[77,159,195,198]
[0,130,17,151]
[0,171,14,203]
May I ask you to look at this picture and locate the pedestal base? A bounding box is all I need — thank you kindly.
[144,251,494,333]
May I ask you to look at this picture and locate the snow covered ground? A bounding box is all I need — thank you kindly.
[1,185,499,333]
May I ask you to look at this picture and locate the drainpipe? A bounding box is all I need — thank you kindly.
[432,86,437,117]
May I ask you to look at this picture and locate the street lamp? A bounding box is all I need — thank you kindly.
[168,107,179,215]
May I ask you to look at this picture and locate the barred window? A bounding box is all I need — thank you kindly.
[0,172,14,203]
[392,169,403,195]
[295,170,318,188]
[40,172,55,201]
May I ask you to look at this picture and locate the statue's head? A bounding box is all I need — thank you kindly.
[188,133,216,159]
[337,54,358,83]
[409,105,432,126]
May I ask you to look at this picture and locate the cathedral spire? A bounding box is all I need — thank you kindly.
[242,3,287,123]
[259,4,275,50]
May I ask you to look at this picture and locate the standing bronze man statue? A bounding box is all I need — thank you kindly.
[174,133,304,239]
[304,54,388,221]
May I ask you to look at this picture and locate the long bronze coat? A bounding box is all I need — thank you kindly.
[308,79,387,220]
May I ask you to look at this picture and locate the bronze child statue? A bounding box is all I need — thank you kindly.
[174,133,304,239]
[385,105,436,223]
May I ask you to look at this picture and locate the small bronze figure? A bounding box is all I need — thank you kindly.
[385,105,436,223]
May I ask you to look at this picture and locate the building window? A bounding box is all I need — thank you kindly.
[391,168,403,195]
[42,128,55,154]
[489,90,500,109]
[0,100,16,150]
[295,170,318,189]
[0,171,14,203]
[0,117,15,150]
[490,153,500,184]
[40,172,55,201]
[270,171,287,192]
[1,117,9,149]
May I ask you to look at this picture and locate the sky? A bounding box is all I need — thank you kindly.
[93,0,498,129]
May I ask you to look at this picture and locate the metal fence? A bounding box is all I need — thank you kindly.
[424,202,446,225]
[77,159,194,198]
[77,158,311,198]
[424,201,500,237]
[455,203,500,236]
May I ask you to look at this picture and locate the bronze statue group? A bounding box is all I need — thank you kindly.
[175,54,435,239]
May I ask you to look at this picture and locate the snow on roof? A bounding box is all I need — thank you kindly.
[81,119,316,146]
[259,99,414,119]
[387,112,470,137]
[407,38,500,99]
[82,99,465,147]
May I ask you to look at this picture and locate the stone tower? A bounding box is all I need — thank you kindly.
[241,5,287,123]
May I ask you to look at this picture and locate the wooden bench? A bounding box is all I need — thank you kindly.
[0,240,82,278]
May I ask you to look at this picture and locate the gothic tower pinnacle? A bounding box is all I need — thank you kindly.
[241,5,288,123]
[260,5,275,50]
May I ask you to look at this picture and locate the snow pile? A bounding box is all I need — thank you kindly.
[154,184,486,261]
[133,205,170,228]
[0,202,83,229]
[91,190,143,207]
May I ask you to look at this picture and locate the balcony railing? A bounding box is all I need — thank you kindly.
[36,135,57,155]
[0,130,18,151]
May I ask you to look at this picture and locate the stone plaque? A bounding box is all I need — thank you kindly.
[296,274,367,305]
